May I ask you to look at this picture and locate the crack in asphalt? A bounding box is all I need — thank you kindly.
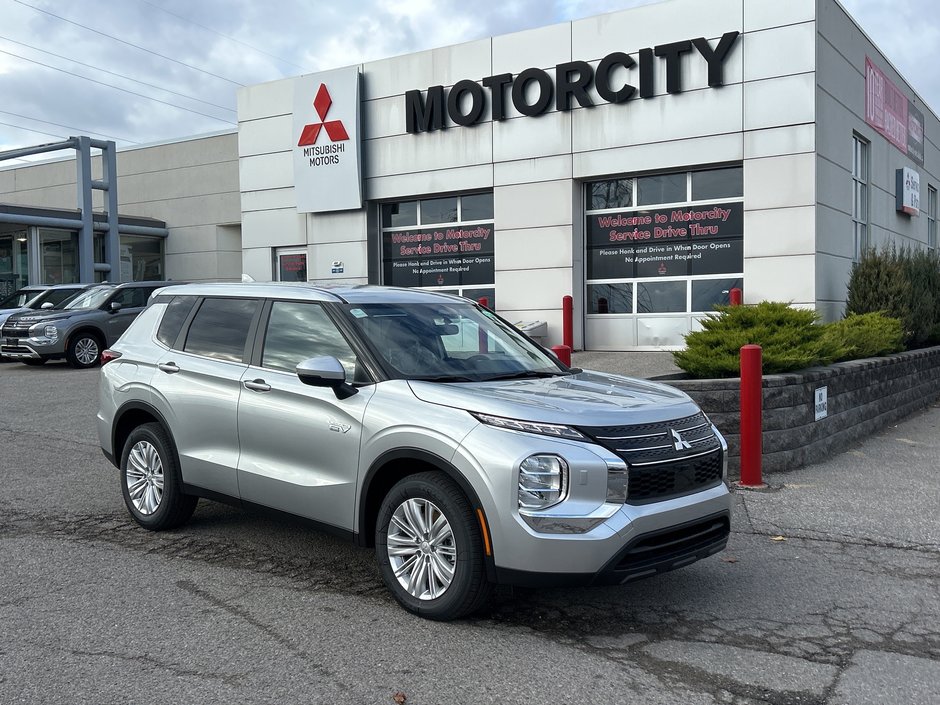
[174,580,347,690]
[67,647,246,685]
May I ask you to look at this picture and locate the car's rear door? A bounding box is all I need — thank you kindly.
[236,299,374,532]
[152,296,262,498]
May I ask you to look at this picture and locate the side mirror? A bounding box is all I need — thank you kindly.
[109,301,123,312]
[296,356,357,399]
[40,302,54,309]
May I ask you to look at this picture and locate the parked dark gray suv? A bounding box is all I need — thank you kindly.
[1,281,178,367]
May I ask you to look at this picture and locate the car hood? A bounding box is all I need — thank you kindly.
[6,309,84,325]
[407,369,700,427]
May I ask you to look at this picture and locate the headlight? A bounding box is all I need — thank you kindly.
[473,413,586,441]
[518,454,568,510]
[29,323,58,339]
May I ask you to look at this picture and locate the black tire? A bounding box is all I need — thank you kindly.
[65,332,102,368]
[120,422,197,531]
[22,358,47,366]
[376,472,493,620]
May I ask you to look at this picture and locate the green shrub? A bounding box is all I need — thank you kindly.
[845,245,940,345]
[673,302,845,378]
[822,312,905,361]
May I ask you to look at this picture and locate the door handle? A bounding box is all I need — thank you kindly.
[244,379,271,392]
[158,362,180,374]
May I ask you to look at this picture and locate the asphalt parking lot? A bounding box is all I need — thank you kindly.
[1,360,938,704]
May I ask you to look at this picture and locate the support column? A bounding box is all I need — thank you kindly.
[75,136,95,283]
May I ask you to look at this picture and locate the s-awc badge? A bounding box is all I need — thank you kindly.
[292,66,363,213]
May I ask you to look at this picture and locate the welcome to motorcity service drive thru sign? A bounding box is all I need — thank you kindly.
[293,66,363,213]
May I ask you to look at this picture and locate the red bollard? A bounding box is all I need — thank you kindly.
[562,295,573,350]
[477,297,489,352]
[739,344,766,488]
[551,344,571,367]
[729,287,742,306]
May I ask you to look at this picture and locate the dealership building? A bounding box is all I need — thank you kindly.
[1,0,937,350]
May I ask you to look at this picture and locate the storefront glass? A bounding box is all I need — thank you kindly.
[275,248,308,281]
[381,192,495,308]
[120,235,164,281]
[0,227,30,297]
[584,166,744,349]
[39,229,79,285]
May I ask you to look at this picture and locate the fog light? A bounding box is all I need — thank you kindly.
[518,454,568,510]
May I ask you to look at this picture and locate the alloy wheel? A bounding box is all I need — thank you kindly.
[125,440,165,515]
[387,498,457,600]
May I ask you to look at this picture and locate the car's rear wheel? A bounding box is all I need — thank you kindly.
[120,422,197,530]
[66,333,101,368]
[376,472,493,620]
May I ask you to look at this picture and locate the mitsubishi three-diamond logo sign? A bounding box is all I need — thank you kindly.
[298,84,349,146]
[292,67,362,213]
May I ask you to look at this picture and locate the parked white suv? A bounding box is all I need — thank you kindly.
[97,283,730,620]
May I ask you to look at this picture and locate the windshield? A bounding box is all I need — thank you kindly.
[343,301,566,382]
[0,288,42,309]
[62,286,113,310]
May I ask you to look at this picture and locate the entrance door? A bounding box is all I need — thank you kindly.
[275,248,307,282]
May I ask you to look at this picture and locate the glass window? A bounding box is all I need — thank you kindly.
[691,278,742,311]
[382,201,417,228]
[589,179,633,210]
[637,173,686,205]
[39,229,79,285]
[184,298,259,362]
[156,296,197,348]
[112,286,151,309]
[852,135,870,260]
[928,186,937,251]
[420,197,458,224]
[460,193,493,221]
[262,301,359,380]
[691,167,743,201]
[588,283,633,313]
[120,236,164,281]
[636,281,687,313]
[0,229,30,298]
[276,250,307,282]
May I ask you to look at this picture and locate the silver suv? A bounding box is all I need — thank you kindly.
[97,283,730,620]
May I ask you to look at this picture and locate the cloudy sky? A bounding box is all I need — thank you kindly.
[1,0,938,162]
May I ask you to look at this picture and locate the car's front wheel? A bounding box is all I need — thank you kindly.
[376,472,493,620]
[66,333,101,368]
[120,423,197,530]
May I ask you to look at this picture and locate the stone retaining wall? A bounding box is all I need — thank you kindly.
[663,347,940,475]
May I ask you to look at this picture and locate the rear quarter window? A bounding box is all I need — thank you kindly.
[156,296,197,348]
[183,297,259,362]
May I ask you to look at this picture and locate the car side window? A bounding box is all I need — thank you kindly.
[183,298,259,362]
[156,296,197,348]
[262,301,360,380]
[113,287,149,308]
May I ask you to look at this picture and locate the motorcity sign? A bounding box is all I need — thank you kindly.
[865,57,925,167]
[383,224,495,288]
[293,67,362,213]
[405,32,739,133]
[586,202,743,279]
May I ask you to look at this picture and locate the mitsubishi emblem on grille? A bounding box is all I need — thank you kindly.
[671,428,692,451]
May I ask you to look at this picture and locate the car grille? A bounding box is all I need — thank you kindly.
[577,412,723,503]
[1,322,32,338]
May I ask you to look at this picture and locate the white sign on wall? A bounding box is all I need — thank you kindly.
[896,167,920,216]
[293,67,362,213]
[814,386,828,421]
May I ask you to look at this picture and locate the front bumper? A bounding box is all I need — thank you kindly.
[455,423,732,584]
[0,335,63,359]
[494,509,730,586]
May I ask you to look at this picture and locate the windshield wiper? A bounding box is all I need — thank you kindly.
[412,374,478,383]
[479,370,568,382]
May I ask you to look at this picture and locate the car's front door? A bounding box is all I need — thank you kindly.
[236,300,374,532]
[103,286,152,344]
